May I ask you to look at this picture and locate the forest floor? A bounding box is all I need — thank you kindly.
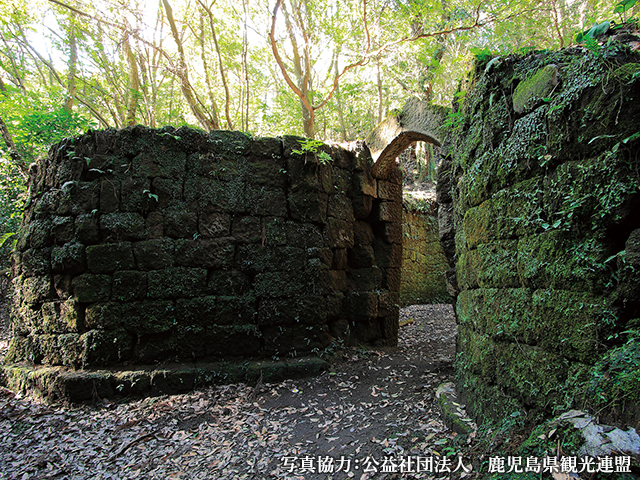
[0,303,480,480]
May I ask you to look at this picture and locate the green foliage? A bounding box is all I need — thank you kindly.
[0,88,95,268]
[292,139,332,165]
[587,330,640,410]
[614,0,638,20]
[575,20,611,44]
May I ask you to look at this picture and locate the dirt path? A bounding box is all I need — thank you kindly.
[0,305,465,480]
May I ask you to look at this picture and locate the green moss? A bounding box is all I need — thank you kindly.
[512,64,559,114]
[586,332,640,422]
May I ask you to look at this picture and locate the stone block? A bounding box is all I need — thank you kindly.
[284,221,325,248]
[374,240,402,268]
[349,193,373,219]
[174,238,235,268]
[207,270,250,295]
[152,177,182,208]
[352,171,377,198]
[232,216,262,243]
[134,335,177,364]
[286,154,323,192]
[51,243,86,275]
[307,247,333,267]
[81,329,134,367]
[377,180,402,201]
[133,238,175,270]
[72,274,112,303]
[254,271,307,298]
[208,130,252,156]
[112,270,147,301]
[134,146,187,179]
[351,318,382,343]
[353,221,374,245]
[261,217,287,246]
[378,291,400,317]
[100,179,121,213]
[291,324,332,352]
[100,212,146,241]
[258,296,328,325]
[164,204,197,238]
[207,325,262,357]
[383,222,402,244]
[326,218,354,248]
[178,295,256,326]
[348,245,375,268]
[248,188,288,216]
[123,300,177,334]
[24,219,53,249]
[85,302,124,330]
[120,177,153,212]
[53,275,73,300]
[147,267,207,298]
[344,292,378,320]
[57,182,99,215]
[374,201,402,222]
[249,136,284,162]
[347,267,382,292]
[51,216,75,244]
[289,191,328,223]
[86,242,135,273]
[199,210,230,238]
[21,276,54,305]
[145,211,164,238]
[331,270,347,291]
[21,248,51,276]
[75,214,99,244]
[332,249,348,270]
[237,245,305,272]
[382,268,401,291]
[457,241,519,290]
[248,159,287,189]
[328,194,355,222]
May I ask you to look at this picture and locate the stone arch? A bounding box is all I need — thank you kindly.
[365,98,449,179]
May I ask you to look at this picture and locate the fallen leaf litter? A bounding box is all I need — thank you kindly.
[0,304,462,479]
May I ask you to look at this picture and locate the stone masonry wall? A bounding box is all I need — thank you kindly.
[6,126,402,370]
[438,43,640,428]
[400,196,449,306]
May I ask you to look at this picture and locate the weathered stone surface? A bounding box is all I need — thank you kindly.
[7,128,401,388]
[86,242,135,273]
[147,267,207,299]
[439,46,640,428]
[72,273,112,303]
[133,238,175,270]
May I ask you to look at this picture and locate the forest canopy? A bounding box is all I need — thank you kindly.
[0,0,635,265]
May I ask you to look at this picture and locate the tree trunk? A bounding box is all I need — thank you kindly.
[64,15,78,112]
[162,0,219,131]
[123,30,140,126]
[197,0,232,129]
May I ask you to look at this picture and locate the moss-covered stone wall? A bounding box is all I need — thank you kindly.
[437,43,640,428]
[400,196,450,305]
[6,126,401,370]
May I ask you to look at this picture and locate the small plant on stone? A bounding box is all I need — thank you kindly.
[292,138,332,165]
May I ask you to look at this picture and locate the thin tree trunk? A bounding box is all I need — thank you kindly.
[197,15,220,129]
[196,0,232,129]
[377,55,384,124]
[162,0,219,131]
[64,15,78,112]
[123,30,140,126]
[334,54,348,142]
[281,0,314,137]
[242,0,250,132]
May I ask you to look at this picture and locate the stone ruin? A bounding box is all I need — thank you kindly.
[3,127,403,399]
